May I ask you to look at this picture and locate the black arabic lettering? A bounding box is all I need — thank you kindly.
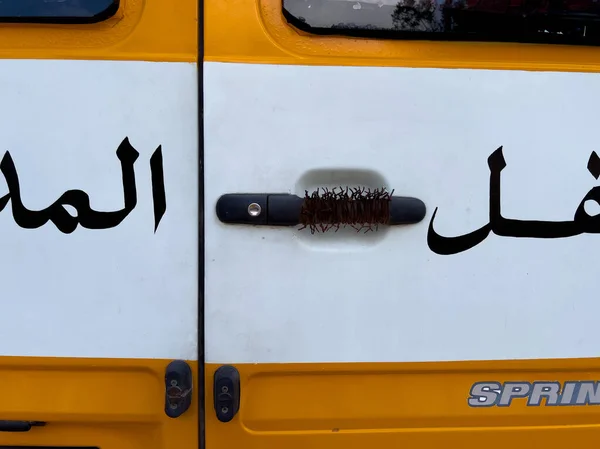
[150,145,167,232]
[428,146,600,255]
[0,137,167,234]
[573,151,600,234]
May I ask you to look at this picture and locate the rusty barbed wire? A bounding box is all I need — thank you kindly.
[299,186,394,234]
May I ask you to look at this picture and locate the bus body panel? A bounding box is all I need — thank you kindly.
[0,61,199,449]
[0,59,198,361]
[0,0,199,447]
[203,48,600,449]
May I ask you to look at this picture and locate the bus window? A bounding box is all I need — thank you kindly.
[283,0,600,45]
[0,0,119,23]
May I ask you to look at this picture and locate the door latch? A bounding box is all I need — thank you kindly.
[165,360,193,418]
[213,365,240,422]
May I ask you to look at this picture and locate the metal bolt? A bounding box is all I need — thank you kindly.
[247,203,261,217]
[221,406,229,414]
[170,380,178,387]
[221,386,229,393]
[169,403,178,410]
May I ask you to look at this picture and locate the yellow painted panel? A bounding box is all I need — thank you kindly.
[205,359,600,448]
[0,357,198,448]
[0,0,197,62]
[204,0,600,71]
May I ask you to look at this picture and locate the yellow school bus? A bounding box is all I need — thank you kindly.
[4,0,600,448]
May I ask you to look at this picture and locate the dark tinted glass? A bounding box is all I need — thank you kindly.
[283,0,600,45]
[0,0,118,23]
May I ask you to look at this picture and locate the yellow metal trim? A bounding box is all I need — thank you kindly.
[0,0,197,62]
[0,356,198,447]
[204,0,600,71]
[205,358,600,448]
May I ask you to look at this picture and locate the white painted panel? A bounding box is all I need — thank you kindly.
[0,60,198,359]
[205,61,600,364]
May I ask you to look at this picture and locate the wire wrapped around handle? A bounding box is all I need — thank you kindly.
[216,187,426,232]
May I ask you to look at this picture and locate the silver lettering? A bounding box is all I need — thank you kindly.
[560,382,577,405]
[528,382,560,406]
[468,382,500,407]
[469,380,600,407]
[498,382,531,406]
[575,382,600,405]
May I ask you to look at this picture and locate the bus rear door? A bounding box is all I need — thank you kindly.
[204,0,600,447]
[0,1,199,448]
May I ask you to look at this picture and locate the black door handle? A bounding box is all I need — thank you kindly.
[0,420,46,432]
[216,193,426,227]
